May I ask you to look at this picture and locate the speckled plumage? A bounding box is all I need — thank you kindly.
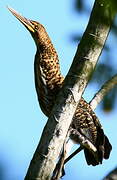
[32,22,111,165]
[34,30,64,116]
[8,7,112,166]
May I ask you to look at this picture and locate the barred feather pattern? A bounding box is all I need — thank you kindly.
[34,24,112,165]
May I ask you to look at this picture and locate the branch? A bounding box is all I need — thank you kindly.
[90,74,117,110]
[103,167,117,180]
[25,1,115,179]
[52,129,98,179]
[64,146,83,165]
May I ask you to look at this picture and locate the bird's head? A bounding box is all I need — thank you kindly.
[8,7,49,47]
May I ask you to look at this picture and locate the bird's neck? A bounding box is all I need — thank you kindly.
[35,42,64,89]
[34,42,64,116]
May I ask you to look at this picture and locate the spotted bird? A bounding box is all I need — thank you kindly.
[8,7,112,167]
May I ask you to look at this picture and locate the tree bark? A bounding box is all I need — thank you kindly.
[25,0,115,179]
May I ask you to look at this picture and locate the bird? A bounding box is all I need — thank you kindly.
[8,7,112,167]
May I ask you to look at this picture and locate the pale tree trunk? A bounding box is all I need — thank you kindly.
[25,0,116,179]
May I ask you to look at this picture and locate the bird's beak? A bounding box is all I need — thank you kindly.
[7,7,35,33]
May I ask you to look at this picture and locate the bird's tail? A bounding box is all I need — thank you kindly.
[84,128,112,166]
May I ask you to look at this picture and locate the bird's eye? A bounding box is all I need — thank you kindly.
[35,25,38,30]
